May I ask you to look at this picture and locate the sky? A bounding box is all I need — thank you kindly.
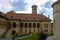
[0,0,58,20]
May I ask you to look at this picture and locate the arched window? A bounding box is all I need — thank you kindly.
[33,23,36,28]
[12,22,16,28]
[37,23,40,28]
[25,23,27,28]
[34,8,36,10]
[51,30,53,32]
[20,23,23,28]
[29,23,31,28]
[29,30,31,34]
[12,30,16,35]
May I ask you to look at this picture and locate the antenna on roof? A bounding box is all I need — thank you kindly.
[10,9,15,13]
[48,15,50,18]
[41,13,43,15]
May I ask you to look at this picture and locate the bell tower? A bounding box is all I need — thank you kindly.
[52,0,60,39]
[32,4,37,14]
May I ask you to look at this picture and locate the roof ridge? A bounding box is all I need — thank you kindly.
[5,12,51,21]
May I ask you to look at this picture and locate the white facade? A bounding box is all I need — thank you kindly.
[52,0,60,39]
[54,13,60,39]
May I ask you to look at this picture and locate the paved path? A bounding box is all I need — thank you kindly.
[47,36,60,40]
[47,36,54,40]
[0,35,14,40]
[0,38,12,40]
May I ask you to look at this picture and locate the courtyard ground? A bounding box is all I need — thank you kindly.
[15,35,59,40]
[0,35,59,40]
[15,35,38,40]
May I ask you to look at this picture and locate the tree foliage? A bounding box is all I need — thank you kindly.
[38,31,47,40]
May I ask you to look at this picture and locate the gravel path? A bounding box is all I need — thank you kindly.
[47,36,60,40]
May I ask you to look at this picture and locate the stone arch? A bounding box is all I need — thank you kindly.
[12,22,16,28]
[37,23,40,28]
[29,23,32,28]
[25,23,27,28]
[33,23,36,28]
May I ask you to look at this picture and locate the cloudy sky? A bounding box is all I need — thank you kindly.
[0,0,58,20]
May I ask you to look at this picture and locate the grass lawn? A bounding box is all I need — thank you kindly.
[18,35,38,40]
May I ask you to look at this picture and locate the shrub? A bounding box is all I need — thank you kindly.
[38,31,47,40]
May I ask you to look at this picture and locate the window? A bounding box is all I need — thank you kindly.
[12,22,16,28]
[12,30,16,35]
[29,30,31,34]
[37,23,40,28]
[25,23,27,28]
[44,24,48,28]
[51,23,53,28]
[0,20,1,24]
[34,8,36,10]
[44,30,48,32]
[33,23,36,28]
[20,23,23,28]
[29,23,31,28]
[54,18,55,22]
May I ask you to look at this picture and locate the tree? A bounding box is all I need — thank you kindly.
[38,31,47,40]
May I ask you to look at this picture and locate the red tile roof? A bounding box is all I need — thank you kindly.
[0,11,8,19]
[0,11,5,16]
[5,11,51,21]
